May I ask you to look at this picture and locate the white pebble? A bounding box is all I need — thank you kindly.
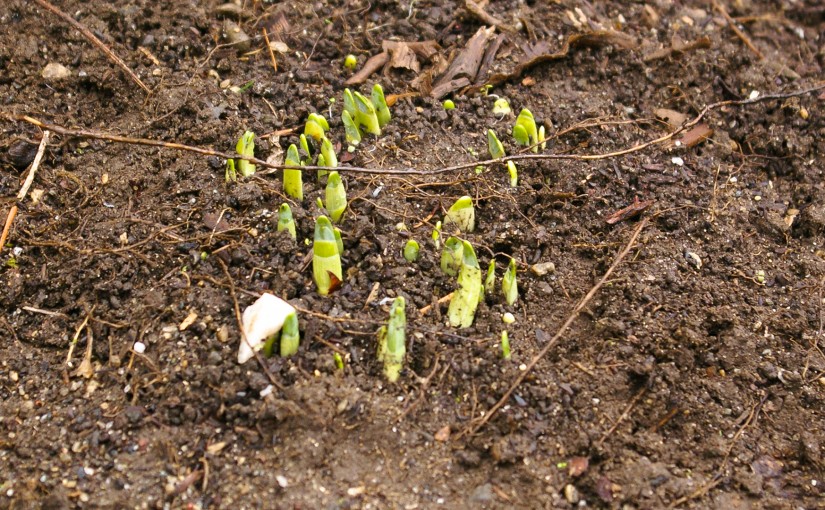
[133,342,146,354]
[671,156,684,166]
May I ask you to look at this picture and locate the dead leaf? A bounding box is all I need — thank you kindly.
[465,0,516,32]
[434,425,451,442]
[203,212,232,232]
[568,456,589,477]
[327,271,343,293]
[431,26,496,98]
[654,108,687,128]
[678,123,713,148]
[346,40,440,86]
[606,198,654,225]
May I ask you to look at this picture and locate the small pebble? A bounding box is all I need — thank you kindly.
[133,341,146,354]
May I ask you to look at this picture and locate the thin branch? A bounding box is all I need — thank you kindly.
[713,0,765,60]
[31,0,151,93]
[465,218,649,435]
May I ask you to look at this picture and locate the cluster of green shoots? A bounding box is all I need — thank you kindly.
[226,131,256,182]
[485,107,546,187]
[342,84,391,148]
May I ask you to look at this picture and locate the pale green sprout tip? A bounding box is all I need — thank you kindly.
[502,257,518,305]
[277,203,297,240]
[235,130,256,177]
[325,171,347,223]
[493,97,511,116]
[507,160,518,187]
[432,221,442,250]
[514,108,539,152]
[487,129,505,159]
[443,99,456,110]
[372,84,391,128]
[403,240,420,262]
[334,352,344,370]
[448,240,482,328]
[378,296,406,382]
[538,125,546,151]
[512,124,529,146]
[485,259,496,296]
[440,236,464,276]
[309,113,330,131]
[299,134,312,164]
[225,158,237,183]
[502,312,515,324]
[316,153,327,180]
[312,216,343,296]
[344,54,358,70]
[333,227,344,256]
[343,88,357,117]
[501,330,511,360]
[283,144,304,200]
[443,195,475,233]
[304,119,325,141]
[315,196,324,210]
[353,91,381,136]
[321,136,338,169]
[279,311,300,357]
[342,110,362,146]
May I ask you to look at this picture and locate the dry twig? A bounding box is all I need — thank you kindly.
[1,131,50,257]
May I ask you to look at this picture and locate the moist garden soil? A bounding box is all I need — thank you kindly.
[1,0,825,508]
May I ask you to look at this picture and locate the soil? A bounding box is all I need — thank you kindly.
[1,0,825,508]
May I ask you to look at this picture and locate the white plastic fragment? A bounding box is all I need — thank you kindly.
[237,293,296,364]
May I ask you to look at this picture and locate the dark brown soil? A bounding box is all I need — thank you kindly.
[2,0,824,508]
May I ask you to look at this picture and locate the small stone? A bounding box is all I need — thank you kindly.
[216,325,229,343]
[41,63,71,80]
[531,262,555,276]
[133,341,146,354]
[124,406,143,424]
[434,425,451,442]
[564,484,579,504]
[222,20,251,53]
[276,475,288,488]
[470,483,493,504]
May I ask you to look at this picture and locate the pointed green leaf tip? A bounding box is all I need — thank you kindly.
[235,131,256,177]
[403,240,420,262]
[283,144,303,200]
[343,88,357,117]
[279,311,300,357]
[485,259,496,296]
[502,257,518,305]
[372,84,391,128]
[507,160,518,187]
[444,196,475,233]
[448,240,482,328]
[342,110,362,145]
[487,129,505,159]
[378,296,406,382]
[353,91,381,136]
[312,216,343,296]
[321,136,338,169]
[440,236,464,276]
[277,203,296,240]
[514,108,539,152]
[325,172,347,223]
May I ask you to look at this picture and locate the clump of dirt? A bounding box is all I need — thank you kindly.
[1,0,824,508]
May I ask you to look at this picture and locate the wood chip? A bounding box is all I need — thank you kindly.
[434,425,451,441]
[678,123,713,148]
[431,26,496,98]
[179,311,198,331]
[605,198,654,225]
[654,108,687,128]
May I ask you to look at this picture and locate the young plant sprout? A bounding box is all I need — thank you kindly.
[325,172,347,223]
[485,259,496,296]
[320,136,338,169]
[432,220,442,250]
[304,113,329,141]
[440,236,464,276]
[371,84,391,128]
[334,352,345,370]
[277,203,297,240]
[343,88,357,117]
[538,125,546,150]
[283,144,304,200]
[299,134,312,164]
[502,257,518,305]
[507,160,518,187]
[344,54,357,70]
[225,158,237,183]
[501,330,511,360]
[279,311,300,357]
[443,99,456,110]
[342,110,362,146]
[403,240,420,262]
[353,91,381,136]
[513,108,539,152]
[493,97,511,116]
[313,216,343,296]
[487,129,505,159]
[377,296,406,382]
[333,227,344,256]
[235,130,256,177]
[443,196,475,233]
[448,240,482,328]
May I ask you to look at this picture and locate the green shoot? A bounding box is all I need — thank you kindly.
[304,113,328,141]
[377,296,406,382]
[513,108,539,153]
[343,88,357,117]
[353,91,381,136]
[501,330,511,360]
[485,259,496,296]
[432,220,442,250]
[502,257,518,305]
[280,311,300,357]
[334,352,345,370]
[309,113,330,131]
[371,84,391,128]
[443,99,456,110]
[507,160,518,187]
[262,334,277,358]
[320,136,338,169]
[487,129,505,159]
[443,196,475,233]
[493,98,511,116]
[277,203,297,240]
[325,172,347,223]
[313,216,343,296]
[440,236,464,276]
[448,240,482,328]
[344,54,357,70]
[225,158,237,183]
[538,125,546,151]
[342,110,362,146]
[235,131,256,177]
[403,240,420,262]
[283,144,304,200]
[333,227,344,256]
[299,134,312,163]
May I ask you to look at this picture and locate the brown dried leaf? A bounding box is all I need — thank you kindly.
[678,123,713,148]
[432,26,496,98]
[606,198,654,225]
[345,51,389,85]
[654,108,688,128]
